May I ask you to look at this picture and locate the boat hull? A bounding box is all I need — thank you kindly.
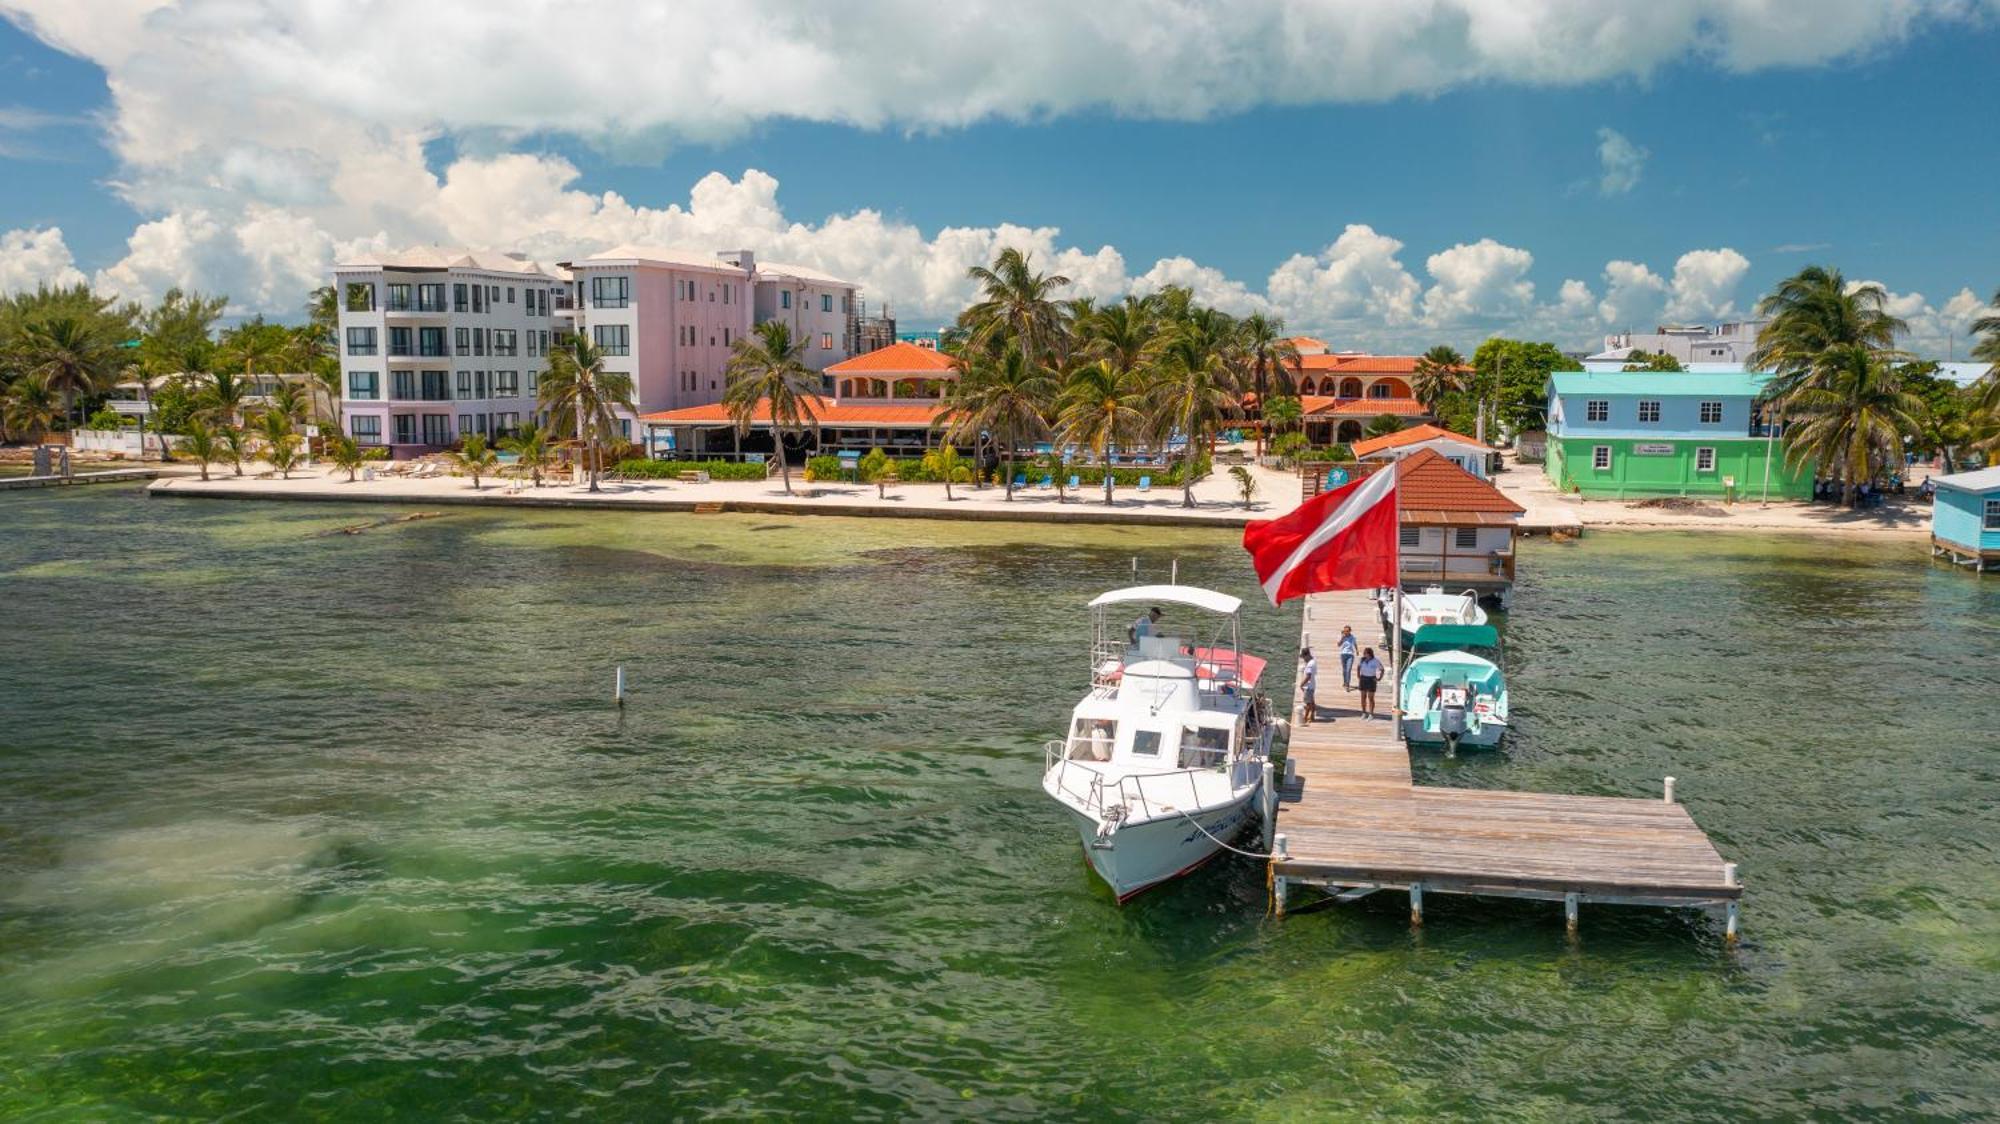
[1064,794,1260,902]
[1400,717,1506,750]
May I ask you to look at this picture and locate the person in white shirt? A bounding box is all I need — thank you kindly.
[1299,647,1319,724]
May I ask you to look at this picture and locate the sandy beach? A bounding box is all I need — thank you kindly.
[1488,462,1933,539]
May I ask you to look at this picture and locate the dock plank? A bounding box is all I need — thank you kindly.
[1271,587,1738,913]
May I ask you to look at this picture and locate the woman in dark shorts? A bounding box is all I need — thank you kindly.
[1355,647,1385,718]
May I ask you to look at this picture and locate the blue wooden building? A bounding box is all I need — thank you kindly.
[1931,466,2000,573]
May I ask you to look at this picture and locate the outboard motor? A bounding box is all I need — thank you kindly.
[1437,684,1469,758]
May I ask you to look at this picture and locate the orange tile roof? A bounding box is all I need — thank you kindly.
[1285,335,1329,352]
[1298,396,1429,417]
[1393,449,1525,516]
[1349,423,1485,458]
[641,395,946,427]
[824,341,961,375]
[1287,353,1456,375]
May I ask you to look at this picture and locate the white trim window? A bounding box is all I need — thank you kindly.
[1592,445,1612,471]
[1585,399,1609,423]
[1696,447,1716,472]
[1638,399,1662,423]
[1985,498,2000,531]
[1699,400,1724,424]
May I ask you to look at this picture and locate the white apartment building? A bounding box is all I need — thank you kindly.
[559,246,861,427]
[1588,320,1769,366]
[332,248,561,452]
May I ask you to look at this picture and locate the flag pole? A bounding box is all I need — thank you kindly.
[1389,459,1402,727]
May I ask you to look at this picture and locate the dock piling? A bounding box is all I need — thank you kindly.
[615,665,626,707]
[1723,863,1740,943]
[1260,762,1276,850]
[1564,892,1580,934]
[1410,882,1424,926]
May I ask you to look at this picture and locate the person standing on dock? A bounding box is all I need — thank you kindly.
[1355,648,1384,718]
[1337,626,1357,691]
[1299,647,1319,725]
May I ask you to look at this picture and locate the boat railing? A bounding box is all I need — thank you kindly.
[1046,740,1253,823]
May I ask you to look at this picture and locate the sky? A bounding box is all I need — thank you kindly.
[0,0,1995,357]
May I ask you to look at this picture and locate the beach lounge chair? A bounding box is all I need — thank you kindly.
[1012,473,1027,489]
[1066,474,1080,492]
[1137,475,1151,493]
[1038,474,1053,490]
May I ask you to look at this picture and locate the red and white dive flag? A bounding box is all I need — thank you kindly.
[1241,468,1399,605]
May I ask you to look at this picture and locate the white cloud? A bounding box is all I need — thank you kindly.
[1265,224,1423,332]
[1597,260,1670,329]
[0,226,87,292]
[1596,127,1648,195]
[1859,282,1997,359]
[1665,248,1752,321]
[1422,238,1536,323]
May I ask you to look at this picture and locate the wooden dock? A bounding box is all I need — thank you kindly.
[1269,587,1740,935]
[0,468,159,491]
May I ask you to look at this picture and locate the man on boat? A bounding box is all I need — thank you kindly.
[1128,606,1162,645]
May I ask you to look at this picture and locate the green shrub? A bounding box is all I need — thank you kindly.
[85,407,127,431]
[612,458,768,480]
[1014,453,1208,487]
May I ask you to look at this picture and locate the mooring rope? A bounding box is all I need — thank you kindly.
[1173,805,1276,860]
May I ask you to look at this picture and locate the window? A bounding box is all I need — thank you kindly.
[821,293,833,313]
[539,330,550,354]
[1986,499,2000,531]
[1454,527,1478,549]
[526,369,538,395]
[417,283,445,312]
[386,283,411,311]
[1399,526,1421,548]
[526,332,538,358]
[472,285,485,313]
[1638,399,1661,423]
[474,328,486,357]
[453,283,469,312]
[489,285,499,301]
[1696,447,1716,472]
[493,329,517,356]
[350,415,381,444]
[723,328,731,347]
[418,327,446,356]
[499,411,520,434]
[456,371,473,400]
[345,282,374,311]
[506,287,515,304]
[495,371,519,397]
[345,326,378,355]
[458,414,473,436]
[1585,399,1609,423]
[722,284,730,305]
[392,370,416,400]
[474,370,488,398]
[619,419,630,440]
[422,414,451,445]
[591,275,630,308]
[1699,400,1724,424]
[594,324,629,355]
[780,289,791,309]
[456,327,470,356]
[820,333,833,350]
[1592,445,1612,470]
[395,414,417,444]
[347,371,379,400]
[387,327,412,356]
[421,371,450,401]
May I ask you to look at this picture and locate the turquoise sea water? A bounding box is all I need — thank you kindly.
[1,486,1997,1119]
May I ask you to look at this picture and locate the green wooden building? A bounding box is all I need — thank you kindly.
[1544,369,1811,500]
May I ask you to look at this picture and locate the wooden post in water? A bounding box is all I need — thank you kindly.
[1724,862,1740,943]
[615,665,626,707]
[1564,892,1580,934]
[1410,882,1424,926]
[1273,875,1288,918]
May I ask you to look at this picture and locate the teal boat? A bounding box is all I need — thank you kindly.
[1397,624,1508,755]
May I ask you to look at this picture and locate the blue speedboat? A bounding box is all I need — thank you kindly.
[1398,624,1508,755]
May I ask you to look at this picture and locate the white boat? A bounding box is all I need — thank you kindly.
[1383,584,1488,640]
[1398,624,1509,755]
[1041,585,1278,903]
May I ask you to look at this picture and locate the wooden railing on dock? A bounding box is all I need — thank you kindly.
[1270,586,1740,935]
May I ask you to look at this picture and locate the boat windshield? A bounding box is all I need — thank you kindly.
[1067,718,1115,761]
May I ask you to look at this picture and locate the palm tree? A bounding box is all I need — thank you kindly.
[326,432,366,482]
[254,408,300,478]
[1149,321,1242,507]
[180,419,224,481]
[1263,394,1303,444]
[1056,358,1149,506]
[2,374,59,443]
[1751,266,1906,404]
[16,316,120,432]
[1082,297,1160,376]
[958,247,1072,361]
[723,320,821,497]
[1239,314,1299,456]
[196,368,256,428]
[499,423,555,486]
[1411,345,1468,413]
[939,342,1052,500]
[1365,413,1407,439]
[219,424,249,476]
[1970,285,2000,369]
[1228,465,1258,510]
[1781,344,1923,505]
[1963,372,2000,454]
[541,335,637,492]
[265,378,312,424]
[213,319,292,402]
[449,433,499,489]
